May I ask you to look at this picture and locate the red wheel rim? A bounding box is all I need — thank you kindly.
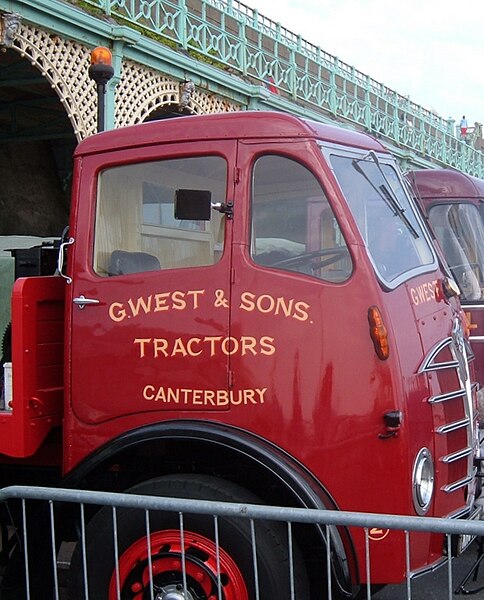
[109,529,249,600]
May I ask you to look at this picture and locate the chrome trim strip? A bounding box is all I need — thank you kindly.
[446,505,472,520]
[469,336,484,342]
[409,556,448,579]
[436,418,470,434]
[428,389,466,404]
[423,360,460,373]
[440,447,473,464]
[418,337,453,373]
[441,473,475,494]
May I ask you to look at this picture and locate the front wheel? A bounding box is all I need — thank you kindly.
[68,474,309,600]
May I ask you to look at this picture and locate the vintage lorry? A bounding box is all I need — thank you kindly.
[0,111,480,599]
[408,167,484,407]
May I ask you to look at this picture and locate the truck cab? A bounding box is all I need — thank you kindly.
[0,112,480,598]
[408,168,484,408]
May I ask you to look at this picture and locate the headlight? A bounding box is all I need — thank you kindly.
[412,448,434,514]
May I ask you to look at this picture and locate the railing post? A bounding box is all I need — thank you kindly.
[393,96,400,144]
[363,74,372,132]
[238,13,247,76]
[329,58,338,116]
[446,117,455,136]
[176,0,188,49]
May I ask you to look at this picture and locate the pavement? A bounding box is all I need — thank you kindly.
[374,539,484,599]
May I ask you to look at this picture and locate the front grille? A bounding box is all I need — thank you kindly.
[419,318,477,495]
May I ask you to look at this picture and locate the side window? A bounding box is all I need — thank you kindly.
[251,155,352,283]
[93,156,227,276]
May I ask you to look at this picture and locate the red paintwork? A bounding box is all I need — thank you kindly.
[409,168,484,202]
[0,276,64,457]
[110,529,248,600]
[3,113,478,586]
[409,168,484,390]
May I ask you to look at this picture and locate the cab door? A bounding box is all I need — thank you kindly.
[227,143,369,460]
[68,143,235,424]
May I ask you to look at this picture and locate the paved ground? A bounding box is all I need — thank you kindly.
[374,539,484,599]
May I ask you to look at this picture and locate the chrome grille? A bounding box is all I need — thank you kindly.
[419,317,478,494]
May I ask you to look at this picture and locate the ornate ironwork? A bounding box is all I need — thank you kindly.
[76,0,484,177]
[2,0,484,177]
[0,12,21,48]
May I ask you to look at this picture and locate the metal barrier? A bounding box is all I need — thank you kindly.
[0,485,484,599]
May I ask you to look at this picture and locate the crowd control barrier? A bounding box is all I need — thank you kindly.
[0,485,483,599]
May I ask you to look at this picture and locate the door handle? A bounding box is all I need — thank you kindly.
[73,295,100,310]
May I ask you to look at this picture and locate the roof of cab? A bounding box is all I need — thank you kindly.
[75,110,388,157]
[409,168,484,201]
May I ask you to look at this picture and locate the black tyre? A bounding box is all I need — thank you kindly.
[68,474,309,600]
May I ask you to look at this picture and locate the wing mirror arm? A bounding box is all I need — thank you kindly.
[211,201,233,219]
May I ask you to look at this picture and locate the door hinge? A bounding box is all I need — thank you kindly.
[228,370,234,389]
[234,166,240,184]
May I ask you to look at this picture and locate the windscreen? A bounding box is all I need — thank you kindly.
[330,153,434,285]
[428,203,484,301]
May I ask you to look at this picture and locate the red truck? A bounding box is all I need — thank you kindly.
[408,168,484,411]
[0,112,480,599]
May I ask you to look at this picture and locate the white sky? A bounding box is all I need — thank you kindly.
[248,0,484,125]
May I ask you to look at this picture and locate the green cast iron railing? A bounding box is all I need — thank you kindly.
[62,0,484,175]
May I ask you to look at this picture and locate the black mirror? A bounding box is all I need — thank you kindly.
[174,189,212,221]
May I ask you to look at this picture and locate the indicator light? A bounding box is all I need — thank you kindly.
[368,305,389,360]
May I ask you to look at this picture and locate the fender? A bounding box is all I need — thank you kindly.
[63,419,357,596]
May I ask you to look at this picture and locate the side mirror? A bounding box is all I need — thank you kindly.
[174,189,212,221]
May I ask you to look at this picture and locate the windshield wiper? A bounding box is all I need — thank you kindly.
[352,151,419,239]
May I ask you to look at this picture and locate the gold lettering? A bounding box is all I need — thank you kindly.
[274,296,294,317]
[239,292,256,312]
[217,390,229,405]
[172,338,188,357]
[143,386,269,407]
[192,389,203,404]
[241,336,257,356]
[154,338,169,358]
[293,301,310,322]
[171,290,187,310]
[109,302,127,322]
[255,388,267,403]
[221,337,239,355]
[154,292,170,312]
[134,338,151,358]
[260,336,276,355]
[257,294,275,313]
[205,390,216,405]
[166,388,179,403]
[143,385,155,400]
[135,335,276,358]
[244,389,256,404]
[205,336,222,356]
[410,280,439,306]
[187,290,204,309]
[187,338,203,356]
[230,391,242,405]
[128,295,152,317]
